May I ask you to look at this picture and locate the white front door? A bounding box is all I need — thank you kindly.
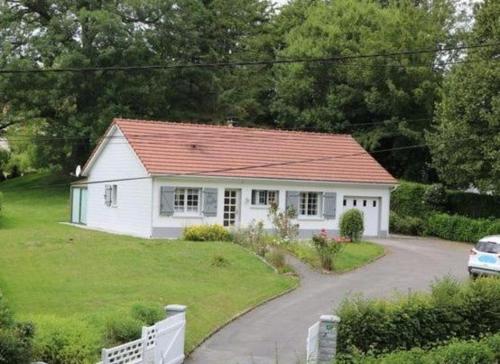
[223,189,241,227]
[343,197,380,236]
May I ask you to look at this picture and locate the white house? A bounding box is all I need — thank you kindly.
[70,118,397,238]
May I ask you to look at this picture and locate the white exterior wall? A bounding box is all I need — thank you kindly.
[84,127,153,238]
[151,176,392,238]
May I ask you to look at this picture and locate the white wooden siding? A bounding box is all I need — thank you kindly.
[85,127,153,237]
[152,176,391,237]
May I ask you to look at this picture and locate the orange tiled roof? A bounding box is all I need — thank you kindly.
[113,118,396,184]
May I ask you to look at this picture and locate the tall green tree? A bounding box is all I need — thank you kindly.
[271,0,459,180]
[427,0,500,193]
[0,0,273,171]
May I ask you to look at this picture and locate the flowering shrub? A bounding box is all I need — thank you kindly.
[268,202,299,244]
[311,229,345,271]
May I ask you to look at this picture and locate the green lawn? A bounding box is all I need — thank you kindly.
[0,173,296,362]
[287,240,385,273]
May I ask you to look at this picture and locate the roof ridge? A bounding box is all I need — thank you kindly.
[113,117,353,139]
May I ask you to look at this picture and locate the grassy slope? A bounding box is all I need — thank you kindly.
[288,241,385,273]
[0,173,296,359]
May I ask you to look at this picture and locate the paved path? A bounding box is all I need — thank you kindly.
[186,236,470,364]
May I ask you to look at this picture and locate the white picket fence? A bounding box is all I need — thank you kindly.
[99,305,186,364]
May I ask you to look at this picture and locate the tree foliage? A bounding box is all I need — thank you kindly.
[271,0,459,180]
[426,0,500,193]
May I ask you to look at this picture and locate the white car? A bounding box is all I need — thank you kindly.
[468,235,500,278]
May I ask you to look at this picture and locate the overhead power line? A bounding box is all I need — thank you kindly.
[2,130,498,191]
[2,117,434,142]
[0,43,498,75]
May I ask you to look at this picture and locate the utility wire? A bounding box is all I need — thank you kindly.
[0,43,498,75]
[2,117,433,142]
[2,130,498,191]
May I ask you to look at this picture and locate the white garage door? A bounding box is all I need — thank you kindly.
[343,197,380,236]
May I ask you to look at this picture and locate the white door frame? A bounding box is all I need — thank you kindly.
[223,189,241,227]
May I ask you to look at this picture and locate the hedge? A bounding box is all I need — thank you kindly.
[392,181,500,219]
[336,277,500,356]
[0,290,34,364]
[389,213,425,236]
[425,213,500,243]
[337,334,500,364]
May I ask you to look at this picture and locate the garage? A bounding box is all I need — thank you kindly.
[343,196,380,236]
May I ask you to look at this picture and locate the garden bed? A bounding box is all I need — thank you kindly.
[286,241,385,273]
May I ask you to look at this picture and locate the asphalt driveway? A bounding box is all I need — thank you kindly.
[186,236,471,364]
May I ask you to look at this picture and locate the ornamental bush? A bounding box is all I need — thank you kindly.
[336,277,500,356]
[311,230,345,270]
[425,213,500,243]
[339,209,364,242]
[183,224,231,241]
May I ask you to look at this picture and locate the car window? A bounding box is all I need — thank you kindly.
[475,241,500,254]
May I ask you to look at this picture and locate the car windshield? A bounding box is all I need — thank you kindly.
[475,241,500,254]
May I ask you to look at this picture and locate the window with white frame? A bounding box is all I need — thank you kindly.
[174,188,200,213]
[299,192,321,217]
[251,190,279,206]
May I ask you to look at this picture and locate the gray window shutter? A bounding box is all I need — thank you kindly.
[202,188,218,217]
[323,192,337,219]
[286,191,300,213]
[160,186,175,216]
[104,185,112,207]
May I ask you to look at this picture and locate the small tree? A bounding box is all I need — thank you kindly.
[339,209,364,242]
[268,202,299,243]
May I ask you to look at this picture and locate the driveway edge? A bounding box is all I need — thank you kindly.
[185,279,300,358]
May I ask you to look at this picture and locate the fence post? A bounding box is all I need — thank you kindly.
[165,304,187,317]
[317,314,340,364]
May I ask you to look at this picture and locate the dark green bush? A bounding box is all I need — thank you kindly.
[0,192,3,217]
[32,315,100,364]
[389,213,425,236]
[339,209,364,242]
[337,334,500,364]
[422,183,447,211]
[183,224,231,241]
[425,213,500,243]
[447,191,500,219]
[336,277,500,356]
[130,304,164,326]
[392,181,500,219]
[0,291,33,364]
[391,182,428,218]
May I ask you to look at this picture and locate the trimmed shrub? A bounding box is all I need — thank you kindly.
[183,224,231,241]
[425,213,500,243]
[389,213,425,236]
[130,304,163,326]
[340,209,364,242]
[32,315,99,364]
[338,334,500,364]
[336,277,500,356]
[0,291,33,364]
